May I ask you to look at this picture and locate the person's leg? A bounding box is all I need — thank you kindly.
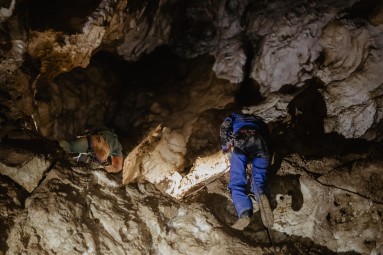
[250,157,270,200]
[229,152,253,217]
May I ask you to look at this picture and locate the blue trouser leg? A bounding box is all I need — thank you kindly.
[250,157,270,201]
[228,152,253,217]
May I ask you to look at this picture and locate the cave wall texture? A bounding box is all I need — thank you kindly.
[1,0,383,254]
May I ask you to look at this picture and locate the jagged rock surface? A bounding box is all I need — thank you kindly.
[0,152,50,193]
[275,154,383,254]
[3,141,382,254]
[1,0,383,254]
[6,164,271,255]
[0,175,27,255]
[318,20,383,140]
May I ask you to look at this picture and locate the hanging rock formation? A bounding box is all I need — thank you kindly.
[1,0,383,254]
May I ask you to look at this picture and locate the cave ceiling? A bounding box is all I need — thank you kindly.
[1,0,383,254]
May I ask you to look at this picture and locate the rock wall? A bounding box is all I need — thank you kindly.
[2,139,381,254]
[1,0,383,254]
[6,164,271,255]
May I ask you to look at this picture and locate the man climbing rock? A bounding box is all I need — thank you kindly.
[59,128,123,173]
[220,111,274,230]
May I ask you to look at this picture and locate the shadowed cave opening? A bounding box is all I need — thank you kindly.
[33,46,223,155]
[27,0,102,34]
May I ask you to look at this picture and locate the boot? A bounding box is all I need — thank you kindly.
[259,194,274,228]
[231,210,252,230]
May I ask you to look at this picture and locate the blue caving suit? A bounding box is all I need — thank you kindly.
[220,113,271,217]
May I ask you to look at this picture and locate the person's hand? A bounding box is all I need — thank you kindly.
[222,143,233,154]
[104,156,123,173]
[222,149,232,163]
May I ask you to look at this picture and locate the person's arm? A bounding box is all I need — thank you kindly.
[220,115,234,152]
[104,155,123,173]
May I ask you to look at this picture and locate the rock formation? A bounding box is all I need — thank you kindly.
[1,0,383,254]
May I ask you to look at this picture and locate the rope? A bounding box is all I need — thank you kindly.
[248,164,277,255]
[181,165,230,200]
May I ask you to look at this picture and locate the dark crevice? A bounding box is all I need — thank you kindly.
[0,0,12,9]
[283,158,383,205]
[102,46,212,148]
[270,175,303,211]
[283,158,323,179]
[27,0,102,34]
[317,180,383,205]
[346,0,383,20]
[270,79,376,161]
[183,109,228,172]
[33,159,58,192]
[235,37,262,108]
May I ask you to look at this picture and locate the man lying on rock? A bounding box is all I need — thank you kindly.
[59,127,123,173]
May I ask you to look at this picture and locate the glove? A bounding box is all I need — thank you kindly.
[222,143,232,153]
[75,153,92,163]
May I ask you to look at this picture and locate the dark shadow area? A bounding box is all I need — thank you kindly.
[346,0,383,20]
[269,175,303,211]
[32,45,217,154]
[1,130,60,157]
[34,46,187,137]
[183,109,228,172]
[269,79,373,177]
[0,0,12,9]
[235,37,263,107]
[91,47,216,152]
[285,80,326,138]
[171,0,218,57]
[27,0,102,33]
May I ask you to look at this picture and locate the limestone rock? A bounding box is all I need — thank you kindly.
[115,0,178,61]
[318,20,383,139]
[0,174,27,255]
[27,0,120,80]
[2,0,383,254]
[0,153,51,193]
[0,0,15,23]
[275,154,383,254]
[212,39,247,83]
[7,165,267,254]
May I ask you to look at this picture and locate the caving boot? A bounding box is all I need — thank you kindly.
[231,209,252,230]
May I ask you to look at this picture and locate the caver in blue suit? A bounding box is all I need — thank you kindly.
[220,112,272,218]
